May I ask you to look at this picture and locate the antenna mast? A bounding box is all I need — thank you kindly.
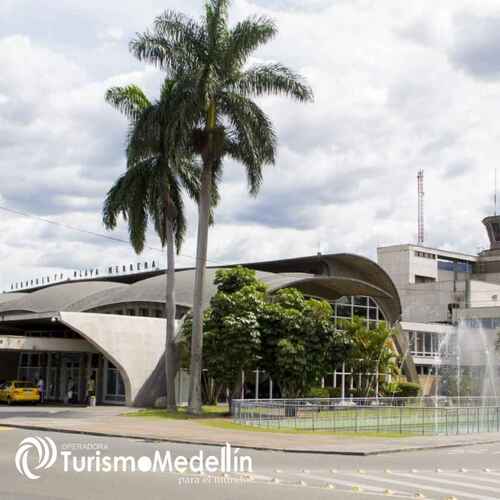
[417,170,424,245]
[495,168,497,216]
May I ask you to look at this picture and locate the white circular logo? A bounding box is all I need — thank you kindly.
[15,436,58,480]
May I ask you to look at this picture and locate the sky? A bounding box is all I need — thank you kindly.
[1,0,500,291]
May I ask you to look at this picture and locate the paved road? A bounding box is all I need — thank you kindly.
[1,427,500,500]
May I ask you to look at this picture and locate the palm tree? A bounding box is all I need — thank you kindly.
[130,0,313,414]
[103,81,201,411]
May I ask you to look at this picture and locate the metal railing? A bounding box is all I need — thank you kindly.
[232,397,500,435]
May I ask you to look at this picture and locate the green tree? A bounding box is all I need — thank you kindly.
[103,82,203,410]
[203,268,266,406]
[260,289,336,398]
[338,316,399,397]
[130,0,313,414]
[180,270,336,401]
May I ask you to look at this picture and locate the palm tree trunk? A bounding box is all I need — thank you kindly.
[165,217,178,411]
[187,163,212,415]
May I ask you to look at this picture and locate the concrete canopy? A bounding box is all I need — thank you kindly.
[0,281,125,315]
[0,254,402,321]
[0,293,28,303]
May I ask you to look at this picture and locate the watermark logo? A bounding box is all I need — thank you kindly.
[15,436,58,480]
[15,438,252,480]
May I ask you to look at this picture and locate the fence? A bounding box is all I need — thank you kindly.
[231,397,500,435]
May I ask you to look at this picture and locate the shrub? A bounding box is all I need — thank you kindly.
[328,387,342,398]
[306,387,330,398]
[393,382,421,398]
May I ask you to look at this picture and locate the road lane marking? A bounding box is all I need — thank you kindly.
[339,472,499,500]
[390,472,500,494]
[294,472,409,496]
[440,472,500,486]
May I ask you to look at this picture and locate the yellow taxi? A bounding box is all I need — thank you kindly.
[0,381,40,405]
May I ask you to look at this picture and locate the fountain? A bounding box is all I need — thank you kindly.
[431,319,499,404]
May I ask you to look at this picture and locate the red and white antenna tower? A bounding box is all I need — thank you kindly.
[417,170,424,245]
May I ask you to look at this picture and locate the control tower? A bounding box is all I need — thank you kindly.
[482,215,500,255]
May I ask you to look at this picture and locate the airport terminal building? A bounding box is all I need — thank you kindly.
[0,254,415,406]
[2,214,500,405]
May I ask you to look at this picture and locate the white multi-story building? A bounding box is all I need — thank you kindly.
[377,215,500,392]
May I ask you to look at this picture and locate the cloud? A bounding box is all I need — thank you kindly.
[0,0,499,292]
[448,13,500,80]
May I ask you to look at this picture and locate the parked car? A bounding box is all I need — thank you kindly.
[0,381,40,405]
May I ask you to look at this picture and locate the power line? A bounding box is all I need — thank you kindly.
[0,205,163,251]
[0,204,220,265]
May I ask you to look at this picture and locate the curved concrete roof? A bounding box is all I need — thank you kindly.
[69,269,301,312]
[0,253,401,322]
[0,293,28,305]
[244,253,402,323]
[0,281,125,314]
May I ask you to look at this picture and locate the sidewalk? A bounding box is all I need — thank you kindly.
[2,410,500,455]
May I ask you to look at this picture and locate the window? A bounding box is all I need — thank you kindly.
[415,251,436,259]
[105,361,125,402]
[336,296,350,305]
[353,297,367,306]
[126,309,136,316]
[491,222,500,241]
[139,308,149,317]
[332,296,384,328]
[353,306,367,317]
[415,275,435,283]
[425,332,432,354]
[336,304,352,318]
[91,354,100,369]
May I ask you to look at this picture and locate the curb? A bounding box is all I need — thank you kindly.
[2,423,500,456]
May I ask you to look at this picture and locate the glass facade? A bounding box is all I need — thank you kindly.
[461,318,500,329]
[332,295,384,329]
[17,352,125,404]
[104,360,125,402]
[407,330,452,358]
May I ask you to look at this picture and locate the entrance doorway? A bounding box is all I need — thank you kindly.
[103,360,125,403]
[60,353,82,403]
[15,351,126,405]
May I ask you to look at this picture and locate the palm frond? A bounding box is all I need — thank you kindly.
[225,16,277,69]
[103,161,155,254]
[219,92,276,194]
[236,63,314,102]
[154,10,207,62]
[206,0,230,58]
[103,175,128,230]
[105,85,151,121]
[126,105,162,167]
[129,30,195,72]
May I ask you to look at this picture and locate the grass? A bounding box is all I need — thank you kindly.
[123,405,229,420]
[200,418,414,438]
[123,405,414,437]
